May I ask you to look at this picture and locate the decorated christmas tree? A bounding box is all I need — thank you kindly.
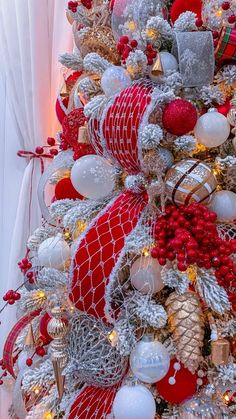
[1,0,236,417]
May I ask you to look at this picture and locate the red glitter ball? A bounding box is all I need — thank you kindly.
[62,108,87,149]
[162,99,198,136]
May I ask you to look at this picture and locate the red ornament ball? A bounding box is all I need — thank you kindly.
[171,0,202,23]
[215,99,231,117]
[39,313,53,344]
[156,358,198,404]
[55,177,84,201]
[62,108,87,149]
[162,99,198,136]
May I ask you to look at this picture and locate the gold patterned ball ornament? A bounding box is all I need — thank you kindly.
[165,159,217,206]
[75,26,120,64]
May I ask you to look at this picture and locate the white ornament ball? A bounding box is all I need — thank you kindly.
[194,109,230,148]
[101,66,132,97]
[113,384,156,419]
[130,256,164,295]
[149,51,178,82]
[71,155,115,200]
[38,234,70,270]
[130,336,170,383]
[209,190,236,222]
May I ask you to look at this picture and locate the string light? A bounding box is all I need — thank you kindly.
[43,412,54,419]
[142,247,150,257]
[107,329,119,347]
[215,9,223,17]
[146,28,158,40]
[33,386,41,395]
[224,393,230,403]
[36,291,46,299]
[127,20,136,31]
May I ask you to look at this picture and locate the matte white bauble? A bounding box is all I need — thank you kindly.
[101,66,132,97]
[113,384,156,419]
[149,51,178,82]
[130,336,170,383]
[194,109,230,148]
[209,190,236,222]
[38,234,70,270]
[130,256,164,294]
[71,155,115,200]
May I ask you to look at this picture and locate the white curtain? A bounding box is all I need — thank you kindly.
[0,1,72,417]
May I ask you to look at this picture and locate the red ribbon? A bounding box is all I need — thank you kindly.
[17,150,53,174]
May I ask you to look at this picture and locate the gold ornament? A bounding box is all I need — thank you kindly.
[165,159,217,206]
[151,53,164,76]
[211,338,230,366]
[24,324,36,348]
[166,291,204,373]
[72,220,87,240]
[47,307,69,400]
[78,26,120,64]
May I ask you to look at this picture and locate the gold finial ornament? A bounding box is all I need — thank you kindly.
[47,307,69,400]
[211,338,230,366]
[24,324,36,348]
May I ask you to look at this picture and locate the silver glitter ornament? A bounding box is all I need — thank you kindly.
[68,314,128,387]
[179,389,222,419]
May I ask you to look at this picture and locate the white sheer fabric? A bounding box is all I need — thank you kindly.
[0,1,72,417]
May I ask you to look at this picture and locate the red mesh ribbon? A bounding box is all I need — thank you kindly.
[102,80,155,174]
[68,383,120,419]
[17,150,53,174]
[3,309,41,378]
[69,191,147,321]
[215,27,236,62]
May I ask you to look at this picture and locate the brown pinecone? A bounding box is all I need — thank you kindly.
[165,291,204,373]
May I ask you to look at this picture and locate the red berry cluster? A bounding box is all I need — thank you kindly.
[35,143,58,157]
[3,289,21,305]
[73,143,95,160]
[81,0,92,9]
[117,36,138,62]
[18,258,32,273]
[26,270,36,285]
[145,43,157,66]
[0,360,7,385]
[68,1,78,12]
[151,203,236,307]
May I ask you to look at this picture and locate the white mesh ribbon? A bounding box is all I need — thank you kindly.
[172,31,214,87]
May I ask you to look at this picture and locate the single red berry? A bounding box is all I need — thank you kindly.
[120,35,129,44]
[117,42,124,53]
[27,262,32,269]
[196,18,203,27]
[212,30,219,39]
[177,263,187,272]
[5,290,14,299]
[26,358,33,367]
[13,292,21,301]
[147,58,154,65]
[3,295,8,302]
[0,380,3,385]
[228,15,236,23]
[50,148,58,156]
[35,146,44,155]
[130,39,138,48]
[47,137,55,146]
[22,258,29,266]
[146,44,153,52]
[29,277,35,284]
[222,1,230,10]
[8,299,15,305]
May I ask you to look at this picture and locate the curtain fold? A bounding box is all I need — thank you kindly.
[0,1,72,417]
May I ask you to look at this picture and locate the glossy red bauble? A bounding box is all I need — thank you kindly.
[156,358,197,404]
[171,0,202,23]
[55,177,84,201]
[162,99,198,136]
[39,313,53,344]
[215,99,231,117]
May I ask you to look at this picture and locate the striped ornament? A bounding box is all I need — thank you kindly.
[165,159,217,206]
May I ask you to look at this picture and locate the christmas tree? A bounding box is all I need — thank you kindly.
[1,0,236,417]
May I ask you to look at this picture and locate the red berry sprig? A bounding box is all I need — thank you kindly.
[116,36,138,63]
[18,257,32,274]
[151,203,236,304]
[81,0,92,9]
[145,44,157,66]
[68,1,78,12]
[3,290,21,305]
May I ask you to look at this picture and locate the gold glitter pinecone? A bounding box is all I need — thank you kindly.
[166,291,204,373]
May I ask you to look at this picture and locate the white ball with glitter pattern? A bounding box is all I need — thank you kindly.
[130,336,170,383]
[71,155,115,199]
[113,384,156,419]
[101,66,132,97]
[38,234,70,271]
